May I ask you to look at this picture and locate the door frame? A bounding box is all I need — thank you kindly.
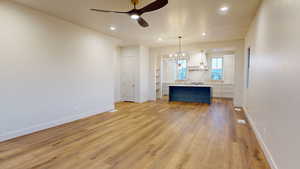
[120,55,137,102]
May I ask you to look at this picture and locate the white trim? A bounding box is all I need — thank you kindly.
[211,56,224,81]
[243,107,279,169]
[0,106,114,142]
[120,98,136,102]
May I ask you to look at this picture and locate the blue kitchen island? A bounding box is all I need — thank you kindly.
[169,85,212,104]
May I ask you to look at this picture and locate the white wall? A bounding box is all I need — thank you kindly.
[138,46,150,102]
[188,53,210,82]
[113,47,121,102]
[244,0,300,169]
[150,40,244,106]
[0,1,119,141]
[149,51,159,100]
[222,55,235,84]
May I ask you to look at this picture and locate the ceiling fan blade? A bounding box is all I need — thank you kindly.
[90,9,129,14]
[137,0,168,15]
[137,17,149,27]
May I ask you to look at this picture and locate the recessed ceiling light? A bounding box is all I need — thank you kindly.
[110,26,116,31]
[169,54,173,57]
[158,37,163,41]
[130,14,140,20]
[202,32,207,36]
[220,6,229,12]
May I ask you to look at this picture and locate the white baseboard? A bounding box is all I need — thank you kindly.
[243,107,279,169]
[0,106,114,142]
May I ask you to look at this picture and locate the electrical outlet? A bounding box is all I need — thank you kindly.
[262,127,267,135]
[237,119,247,124]
[234,107,242,112]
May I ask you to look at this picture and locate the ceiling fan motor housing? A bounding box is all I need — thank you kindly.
[91,0,168,28]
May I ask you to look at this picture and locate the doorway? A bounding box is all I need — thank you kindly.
[120,56,136,102]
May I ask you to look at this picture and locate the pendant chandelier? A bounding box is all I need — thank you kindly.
[199,50,208,70]
[175,36,186,66]
[168,36,187,60]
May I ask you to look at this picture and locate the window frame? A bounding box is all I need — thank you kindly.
[210,57,224,82]
[177,59,188,81]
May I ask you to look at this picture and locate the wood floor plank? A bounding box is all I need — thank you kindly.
[0,99,271,169]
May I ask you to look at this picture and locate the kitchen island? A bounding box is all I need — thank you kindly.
[169,84,212,104]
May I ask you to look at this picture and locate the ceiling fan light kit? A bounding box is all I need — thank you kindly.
[130,14,140,20]
[90,0,168,28]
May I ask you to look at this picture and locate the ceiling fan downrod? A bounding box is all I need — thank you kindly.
[131,0,139,8]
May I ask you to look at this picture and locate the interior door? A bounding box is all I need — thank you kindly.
[120,56,136,102]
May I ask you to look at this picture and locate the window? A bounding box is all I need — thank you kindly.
[177,59,188,80]
[211,57,223,81]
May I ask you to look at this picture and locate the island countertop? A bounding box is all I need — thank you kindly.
[168,84,212,88]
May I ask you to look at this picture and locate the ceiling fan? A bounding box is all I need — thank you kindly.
[90,0,168,28]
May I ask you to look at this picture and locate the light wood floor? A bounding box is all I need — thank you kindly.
[0,99,270,169]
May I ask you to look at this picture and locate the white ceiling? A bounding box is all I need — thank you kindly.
[14,0,261,47]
